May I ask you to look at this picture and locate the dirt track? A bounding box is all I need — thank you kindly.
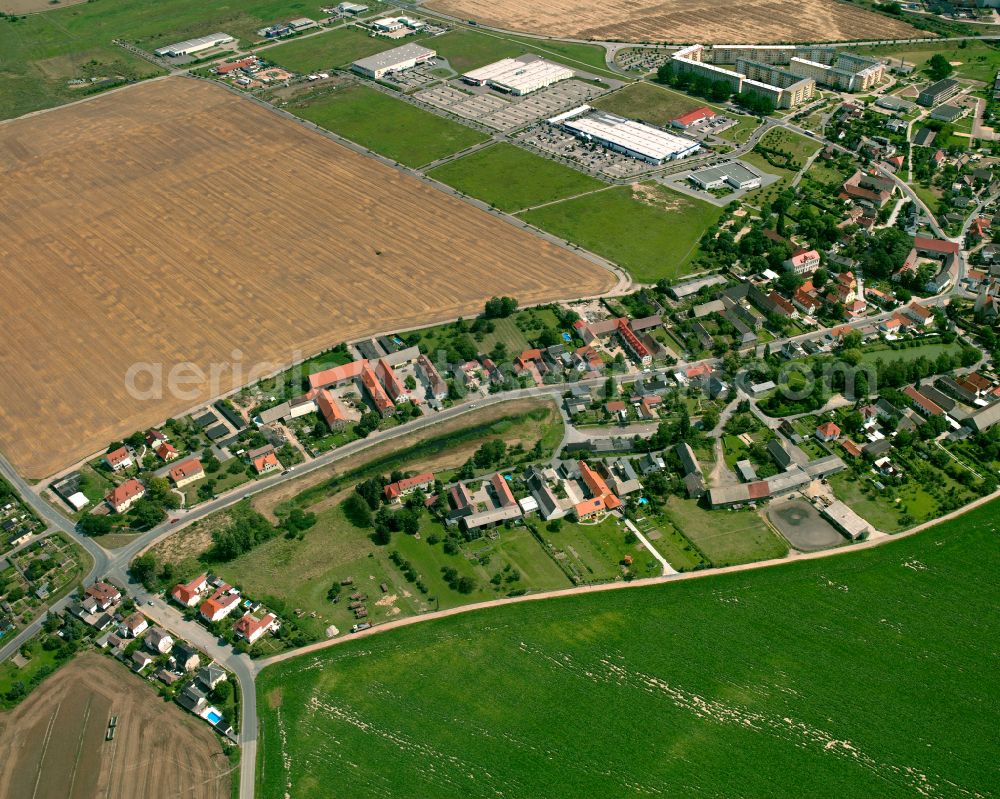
[0,653,231,799]
[425,0,922,43]
[0,78,612,479]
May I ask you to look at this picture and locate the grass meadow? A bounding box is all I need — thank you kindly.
[0,0,316,119]
[519,183,723,283]
[287,84,488,168]
[256,498,1000,799]
[428,144,605,212]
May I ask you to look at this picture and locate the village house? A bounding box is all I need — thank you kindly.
[784,248,821,275]
[121,612,148,638]
[316,388,349,431]
[145,627,174,654]
[816,421,841,442]
[105,478,145,514]
[84,582,121,611]
[169,458,205,488]
[105,446,133,472]
[384,472,434,504]
[199,584,241,623]
[253,451,282,475]
[234,611,279,645]
[173,642,201,672]
[155,442,180,461]
[171,574,209,607]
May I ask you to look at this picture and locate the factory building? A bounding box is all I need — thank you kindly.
[351,43,436,79]
[549,105,699,165]
[688,162,762,192]
[462,57,574,95]
[153,33,234,57]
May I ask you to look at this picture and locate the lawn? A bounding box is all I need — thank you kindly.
[534,516,660,583]
[403,305,566,361]
[592,81,713,127]
[261,25,429,73]
[0,637,60,701]
[663,496,787,567]
[0,0,319,120]
[859,340,962,366]
[631,513,708,572]
[858,40,1000,83]
[256,498,1000,799]
[427,144,605,213]
[287,84,489,168]
[429,28,618,79]
[519,183,723,283]
[742,127,821,207]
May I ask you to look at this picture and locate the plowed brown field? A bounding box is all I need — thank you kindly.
[424,0,922,44]
[0,654,231,799]
[0,77,612,478]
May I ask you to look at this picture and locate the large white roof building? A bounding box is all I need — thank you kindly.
[462,57,574,95]
[351,43,436,79]
[153,33,234,58]
[552,106,699,164]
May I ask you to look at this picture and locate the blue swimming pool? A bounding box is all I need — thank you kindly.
[206,710,223,725]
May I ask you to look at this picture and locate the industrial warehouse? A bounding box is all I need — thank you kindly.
[548,106,700,164]
[351,43,437,79]
[688,161,762,192]
[462,57,575,96]
[153,33,235,58]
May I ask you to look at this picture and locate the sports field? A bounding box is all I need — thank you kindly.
[256,498,1000,799]
[0,653,230,799]
[519,183,722,283]
[289,84,488,168]
[0,78,612,478]
[425,0,921,43]
[428,143,605,212]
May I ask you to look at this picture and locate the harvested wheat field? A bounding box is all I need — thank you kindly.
[425,0,922,43]
[0,77,612,479]
[0,653,231,799]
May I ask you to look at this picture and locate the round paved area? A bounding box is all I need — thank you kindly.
[768,498,844,552]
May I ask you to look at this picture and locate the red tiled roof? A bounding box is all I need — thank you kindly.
[384,472,434,500]
[817,421,841,438]
[605,400,626,412]
[748,481,770,500]
[904,385,943,416]
[253,452,281,473]
[106,446,131,467]
[316,389,347,427]
[673,106,715,126]
[362,365,394,413]
[841,439,863,458]
[106,478,144,510]
[490,473,517,508]
[155,442,179,460]
[169,458,203,483]
[377,359,407,401]
[309,360,366,390]
[171,574,207,605]
[914,236,959,255]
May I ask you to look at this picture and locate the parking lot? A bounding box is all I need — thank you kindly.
[414,79,605,132]
[614,47,672,74]
[514,123,658,178]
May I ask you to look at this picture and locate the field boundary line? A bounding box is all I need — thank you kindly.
[257,485,1000,671]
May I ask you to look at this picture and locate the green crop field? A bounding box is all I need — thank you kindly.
[286,84,488,168]
[256,498,1000,799]
[429,28,618,79]
[0,0,320,120]
[261,25,429,73]
[519,184,723,283]
[428,144,605,212]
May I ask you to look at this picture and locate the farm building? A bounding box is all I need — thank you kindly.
[688,161,761,191]
[153,33,234,58]
[351,43,437,79]
[549,106,699,165]
[822,499,870,540]
[462,57,574,95]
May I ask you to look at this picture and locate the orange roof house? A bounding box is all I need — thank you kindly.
[490,473,517,508]
[171,574,208,607]
[234,612,278,645]
[816,421,841,441]
[362,365,394,416]
[316,389,348,430]
[253,451,281,475]
[384,472,434,503]
[105,478,145,513]
[169,457,204,487]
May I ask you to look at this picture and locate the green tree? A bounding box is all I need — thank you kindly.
[927,54,953,81]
